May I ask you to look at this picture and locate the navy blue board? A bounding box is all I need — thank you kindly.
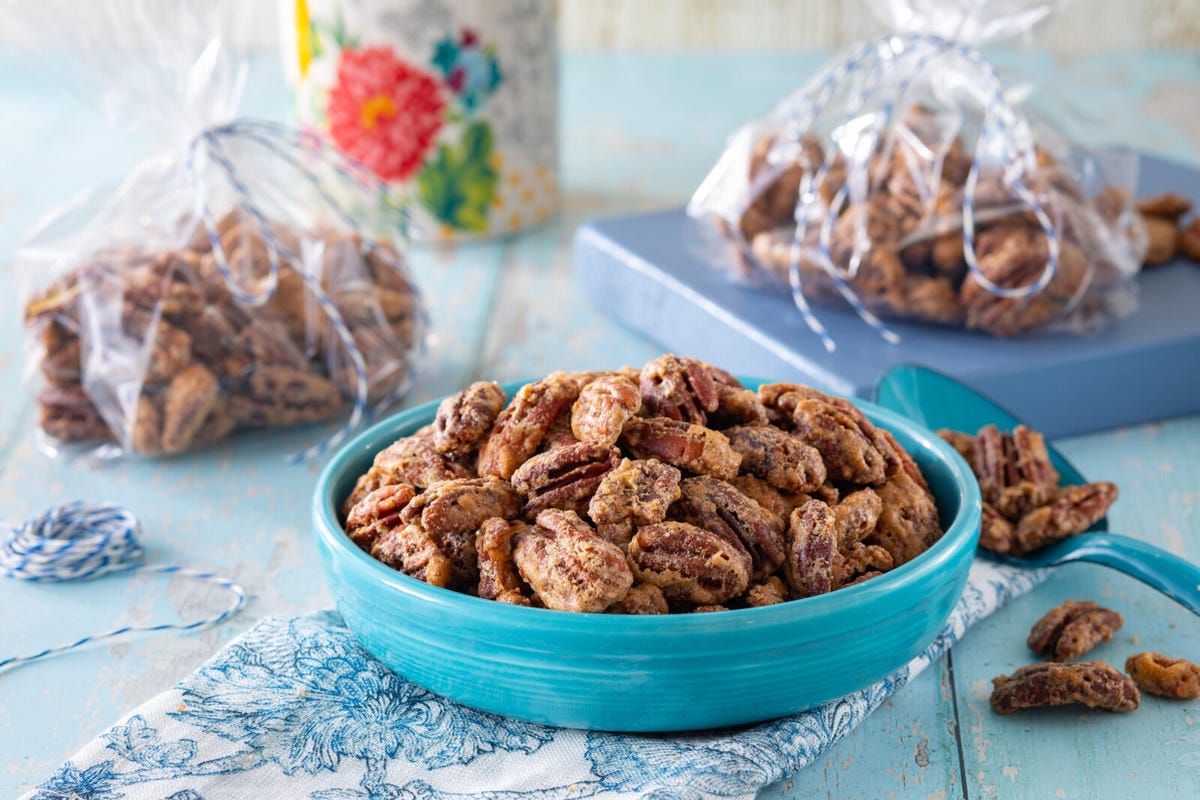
[574,153,1200,438]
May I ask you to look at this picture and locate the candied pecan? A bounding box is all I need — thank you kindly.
[1013,482,1117,556]
[785,500,838,598]
[588,458,682,529]
[371,523,456,588]
[973,424,1059,520]
[787,390,887,485]
[989,662,1139,714]
[476,517,531,606]
[628,521,752,606]
[979,502,1016,554]
[744,575,789,607]
[692,604,729,613]
[844,570,884,587]
[1027,600,1123,661]
[571,374,641,447]
[706,385,769,429]
[536,409,578,453]
[833,542,894,587]
[729,474,794,524]
[832,488,883,548]
[370,434,474,490]
[510,442,620,517]
[639,354,721,425]
[610,582,669,615]
[344,483,417,550]
[1136,192,1192,221]
[724,424,826,493]
[512,510,633,612]
[38,382,109,443]
[937,429,978,473]
[1126,653,1200,700]
[191,398,237,447]
[223,318,308,378]
[160,364,220,454]
[434,381,507,455]
[131,394,162,454]
[135,314,194,385]
[621,417,741,480]
[674,475,786,580]
[874,427,929,489]
[1180,218,1200,262]
[401,477,521,535]
[478,373,579,479]
[902,276,965,325]
[1141,214,1179,266]
[869,470,942,566]
[38,321,82,382]
[229,367,342,428]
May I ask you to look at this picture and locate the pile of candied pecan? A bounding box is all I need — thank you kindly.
[23,211,423,455]
[937,425,1116,556]
[341,355,944,614]
[726,106,1143,336]
[989,599,1200,714]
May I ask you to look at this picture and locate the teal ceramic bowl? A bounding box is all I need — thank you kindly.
[312,380,982,732]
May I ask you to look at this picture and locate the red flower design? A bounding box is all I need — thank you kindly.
[327,46,445,181]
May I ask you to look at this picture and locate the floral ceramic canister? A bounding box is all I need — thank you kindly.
[285,0,559,241]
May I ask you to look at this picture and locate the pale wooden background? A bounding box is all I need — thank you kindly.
[561,0,1200,51]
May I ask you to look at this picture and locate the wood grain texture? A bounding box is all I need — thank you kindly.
[0,50,1198,799]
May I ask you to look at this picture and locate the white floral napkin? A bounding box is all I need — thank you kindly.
[23,560,1046,800]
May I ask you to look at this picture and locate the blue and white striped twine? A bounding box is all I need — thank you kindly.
[0,502,245,673]
[185,118,424,463]
[769,32,1061,350]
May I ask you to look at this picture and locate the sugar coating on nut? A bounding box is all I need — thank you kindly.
[990,661,1139,714]
[628,521,752,606]
[478,374,579,479]
[512,510,633,613]
[621,417,741,480]
[1027,600,1123,661]
[434,381,507,455]
[571,374,641,447]
[1125,652,1200,700]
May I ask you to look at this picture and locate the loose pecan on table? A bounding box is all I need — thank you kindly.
[1027,600,1123,661]
[1125,652,1200,700]
[990,662,1140,714]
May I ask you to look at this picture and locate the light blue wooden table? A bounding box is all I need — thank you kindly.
[1,51,1198,799]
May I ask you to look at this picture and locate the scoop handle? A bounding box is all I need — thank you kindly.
[1035,533,1200,616]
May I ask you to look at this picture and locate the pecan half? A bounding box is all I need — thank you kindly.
[38,383,110,443]
[510,442,620,517]
[344,483,417,550]
[787,389,887,485]
[832,488,883,548]
[1013,482,1117,556]
[706,385,769,429]
[979,502,1016,554]
[512,510,633,613]
[571,374,641,447]
[674,475,786,580]
[973,425,1060,520]
[229,367,342,428]
[478,373,579,479]
[724,424,826,493]
[131,394,163,455]
[785,500,838,598]
[161,364,220,454]
[639,354,721,425]
[627,521,752,606]
[371,523,457,588]
[833,542,893,588]
[990,662,1139,714]
[1027,600,1123,661]
[1125,653,1200,700]
[869,470,942,566]
[610,582,669,615]
[476,517,531,606]
[400,477,521,535]
[621,417,741,480]
[434,381,507,455]
[744,575,789,607]
[371,434,474,490]
[588,458,682,530]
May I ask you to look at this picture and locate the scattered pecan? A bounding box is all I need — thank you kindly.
[400,477,520,535]
[510,442,620,517]
[478,373,579,479]
[990,662,1139,714]
[724,424,826,493]
[571,374,641,447]
[621,417,741,480]
[784,500,838,598]
[628,521,752,606]
[476,517,531,606]
[345,484,417,550]
[512,510,633,613]
[434,381,507,455]
[1027,600,1123,661]
[674,475,786,581]
[1013,482,1117,556]
[639,354,721,425]
[1125,653,1200,700]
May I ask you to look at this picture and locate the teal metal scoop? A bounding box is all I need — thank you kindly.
[874,364,1200,616]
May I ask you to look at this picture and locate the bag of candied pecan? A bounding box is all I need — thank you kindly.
[688,0,1146,342]
[13,1,427,461]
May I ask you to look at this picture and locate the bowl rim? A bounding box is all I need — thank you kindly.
[312,378,982,631]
